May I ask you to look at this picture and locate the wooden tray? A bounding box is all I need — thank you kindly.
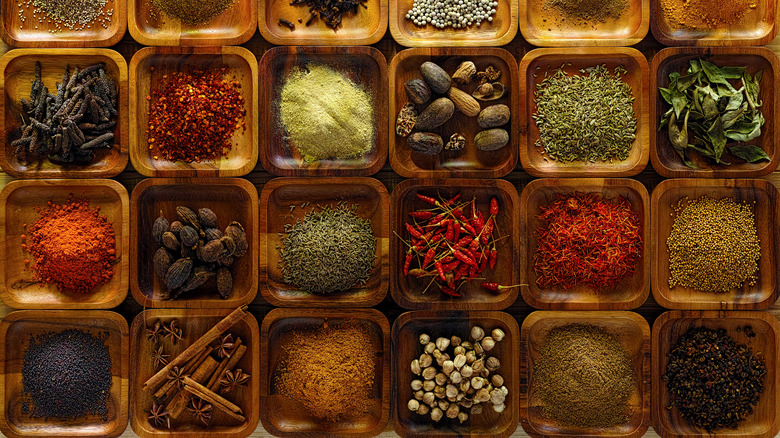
[130,178,259,309]
[652,310,780,438]
[0,310,129,438]
[519,178,650,310]
[390,178,520,310]
[519,47,649,178]
[259,177,389,307]
[392,310,520,438]
[650,47,780,178]
[258,46,388,177]
[0,49,129,179]
[258,0,387,45]
[389,48,519,179]
[129,308,260,438]
[650,179,779,310]
[389,0,517,46]
[0,0,126,47]
[0,179,129,309]
[520,310,651,438]
[129,0,256,46]
[519,0,648,46]
[128,47,258,178]
[650,0,777,46]
[260,307,390,437]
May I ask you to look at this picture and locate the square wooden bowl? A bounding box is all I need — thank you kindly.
[519,47,650,178]
[0,179,129,309]
[389,48,519,179]
[259,177,389,307]
[519,178,650,310]
[130,178,259,309]
[519,0,648,46]
[651,178,779,310]
[0,310,129,438]
[650,47,780,178]
[258,0,387,45]
[392,310,520,438]
[520,310,651,438]
[650,0,777,45]
[0,49,129,179]
[128,47,258,178]
[652,310,780,438]
[129,0,256,45]
[130,308,260,438]
[260,308,390,437]
[390,178,520,310]
[258,46,388,177]
[0,0,126,47]
[389,0,517,46]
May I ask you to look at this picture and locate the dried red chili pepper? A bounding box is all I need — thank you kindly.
[409,211,433,220]
[490,198,499,216]
[480,282,521,292]
[441,286,460,297]
[405,223,424,240]
[489,248,498,270]
[416,194,439,206]
[423,248,436,267]
[434,262,447,281]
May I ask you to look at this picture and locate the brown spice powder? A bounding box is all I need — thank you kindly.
[660,0,757,29]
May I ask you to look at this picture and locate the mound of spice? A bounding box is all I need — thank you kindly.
[283,0,367,29]
[16,0,112,32]
[273,320,377,422]
[21,197,116,294]
[543,0,629,26]
[405,0,498,29]
[660,0,756,29]
[279,64,374,162]
[532,324,635,428]
[12,62,118,165]
[667,197,760,293]
[664,327,766,431]
[533,193,642,290]
[150,0,235,25]
[22,329,112,420]
[533,64,637,163]
[279,204,375,295]
[146,67,246,163]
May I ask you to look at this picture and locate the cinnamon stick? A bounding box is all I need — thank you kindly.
[155,346,214,401]
[205,337,243,390]
[208,344,247,392]
[183,376,243,414]
[144,306,248,392]
[167,356,219,419]
[183,346,213,374]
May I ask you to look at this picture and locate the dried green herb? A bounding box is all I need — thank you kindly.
[533,64,637,163]
[659,59,767,168]
[280,204,375,295]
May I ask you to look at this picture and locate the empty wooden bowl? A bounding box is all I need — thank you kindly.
[519,0,648,46]
[128,46,258,178]
[0,49,128,179]
[389,48,519,179]
[390,178,520,310]
[520,310,651,438]
[128,0,256,45]
[260,307,390,436]
[129,308,260,438]
[0,179,129,309]
[652,310,780,438]
[519,178,650,310]
[650,47,780,178]
[650,0,777,45]
[259,46,388,177]
[130,178,259,309]
[389,0,517,46]
[0,0,126,47]
[0,310,129,438]
[392,310,520,438]
[259,177,389,307]
[519,47,650,177]
[258,0,387,45]
[651,179,779,310]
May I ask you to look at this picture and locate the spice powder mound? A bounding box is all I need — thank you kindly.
[21,196,116,294]
[273,320,377,422]
[660,0,757,29]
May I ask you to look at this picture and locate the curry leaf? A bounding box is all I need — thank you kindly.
[729,145,770,163]
[708,116,727,163]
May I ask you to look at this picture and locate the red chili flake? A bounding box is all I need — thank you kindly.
[146,67,246,163]
[532,192,642,290]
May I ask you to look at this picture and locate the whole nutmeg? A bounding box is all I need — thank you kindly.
[481,336,496,352]
[461,364,474,378]
[411,380,423,391]
[422,366,438,380]
[491,374,504,387]
[420,62,452,94]
[423,380,436,392]
[435,373,448,386]
[423,391,436,406]
[453,354,467,369]
[417,404,430,416]
[458,411,469,424]
[419,353,433,368]
[411,359,422,375]
[450,336,461,347]
[471,326,485,341]
[450,371,463,384]
[408,399,420,412]
[435,337,451,351]
[446,403,460,419]
[430,407,444,422]
[492,328,506,342]
[442,360,455,375]
[404,78,432,105]
[419,333,431,345]
[486,356,501,372]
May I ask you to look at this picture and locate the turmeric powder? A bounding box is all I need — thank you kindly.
[660,0,758,29]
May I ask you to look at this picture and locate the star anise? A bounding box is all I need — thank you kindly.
[219,368,250,394]
[151,345,170,369]
[163,319,183,344]
[187,397,213,425]
[166,366,187,389]
[146,320,163,344]
[214,334,235,358]
[148,402,171,429]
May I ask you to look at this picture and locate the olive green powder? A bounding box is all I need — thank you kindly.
[280,64,374,162]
